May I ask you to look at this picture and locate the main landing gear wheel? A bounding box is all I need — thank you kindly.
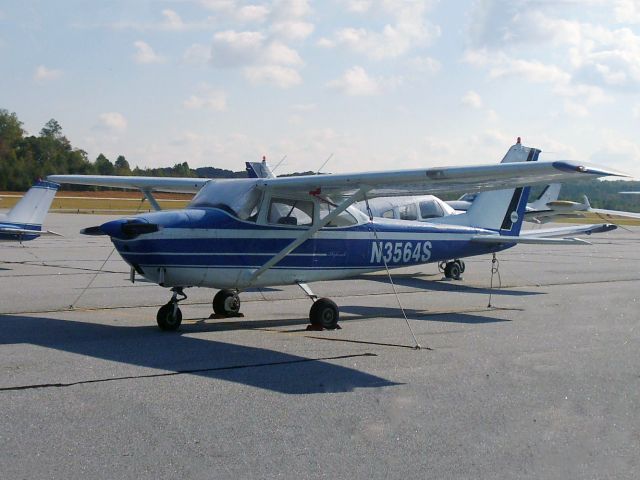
[444,260,465,280]
[213,289,241,316]
[157,287,186,331]
[309,298,339,330]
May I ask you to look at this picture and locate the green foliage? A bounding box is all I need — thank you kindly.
[1,109,639,211]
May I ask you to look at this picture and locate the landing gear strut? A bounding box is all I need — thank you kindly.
[157,287,187,331]
[212,289,241,316]
[440,259,465,280]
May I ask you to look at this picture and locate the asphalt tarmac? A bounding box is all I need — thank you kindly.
[1,213,639,479]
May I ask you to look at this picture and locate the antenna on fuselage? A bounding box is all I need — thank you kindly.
[316,153,333,175]
[270,155,287,174]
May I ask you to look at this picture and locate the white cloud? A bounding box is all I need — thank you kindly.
[407,56,441,74]
[34,65,62,82]
[467,2,640,92]
[344,0,372,13]
[237,5,270,23]
[107,9,214,31]
[634,104,640,119]
[97,112,127,132]
[461,90,483,109]
[327,66,380,96]
[245,65,301,88]
[183,86,227,111]
[614,0,640,24]
[210,30,266,67]
[488,56,571,85]
[209,29,305,87]
[464,49,611,114]
[321,2,439,60]
[291,103,316,111]
[270,20,314,40]
[563,100,589,117]
[183,43,211,64]
[133,40,165,64]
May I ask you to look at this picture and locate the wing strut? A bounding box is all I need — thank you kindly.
[245,187,370,287]
[141,189,161,211]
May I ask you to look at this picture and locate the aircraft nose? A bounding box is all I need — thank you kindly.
[99,218,160,240]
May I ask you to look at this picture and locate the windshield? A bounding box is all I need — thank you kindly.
[188,179,262,220]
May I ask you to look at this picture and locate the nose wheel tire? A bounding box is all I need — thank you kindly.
[157,302,183,331]
[309,298,339,330]
[213,289,241,316]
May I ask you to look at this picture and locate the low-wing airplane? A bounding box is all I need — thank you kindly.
[0,180,60,241]
[49,142,624,331]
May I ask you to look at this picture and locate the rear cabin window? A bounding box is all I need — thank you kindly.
[318,201,358,227]
[399,203,418,221]
[268,198,313,226]
[419,200,445,219]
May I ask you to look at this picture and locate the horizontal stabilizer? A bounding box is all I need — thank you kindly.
[0,227,62,237]
[520,223,617,238]
[471,235,591,245]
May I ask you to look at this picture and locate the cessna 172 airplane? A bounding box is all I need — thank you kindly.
[0,180,60,241]
[49,142,624,331]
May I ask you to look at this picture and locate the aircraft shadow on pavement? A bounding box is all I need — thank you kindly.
[0,314,398,395]
[339,305,510,324]
[358,273,542,297]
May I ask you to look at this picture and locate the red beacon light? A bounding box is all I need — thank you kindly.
[516,137,521,144]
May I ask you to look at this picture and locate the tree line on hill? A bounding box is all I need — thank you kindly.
[1,108,639,210]
[0,109,246,191]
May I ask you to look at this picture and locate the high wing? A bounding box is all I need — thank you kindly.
[257,161,625,198]
[46,175,209,194]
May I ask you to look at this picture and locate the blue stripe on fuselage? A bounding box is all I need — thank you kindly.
[110,208,509,271]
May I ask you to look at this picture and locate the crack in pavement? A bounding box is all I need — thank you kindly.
[0,352,377,392]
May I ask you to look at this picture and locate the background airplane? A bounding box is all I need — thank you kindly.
[49,142,624,331]
[0,180,60,241]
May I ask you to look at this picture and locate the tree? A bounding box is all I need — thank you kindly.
[40,118,63,139]
[114,155,131,175]
[95,153,115,175]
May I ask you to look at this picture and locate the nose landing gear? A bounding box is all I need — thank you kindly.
[156,287,187,331]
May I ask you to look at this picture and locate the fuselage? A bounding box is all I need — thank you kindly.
[105,207,510,289]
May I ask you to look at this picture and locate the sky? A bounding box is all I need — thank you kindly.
[1,0,640,178]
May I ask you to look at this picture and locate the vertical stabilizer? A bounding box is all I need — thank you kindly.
[246,158,275,179]
[6,180,59,227]
[465,144,540,235]
[432,143,541,235]
[528,183,562,210]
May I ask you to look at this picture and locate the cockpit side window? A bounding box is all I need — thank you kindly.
[382,209,395,219]
[268,197,314,226]
[318,200,358,227]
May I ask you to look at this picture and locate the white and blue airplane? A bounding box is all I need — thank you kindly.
[49,142,623,331]
[0,180,60,242]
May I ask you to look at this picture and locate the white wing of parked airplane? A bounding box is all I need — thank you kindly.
[256,161,625,198]
[49,161,626,204]
[46,175,208,193]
